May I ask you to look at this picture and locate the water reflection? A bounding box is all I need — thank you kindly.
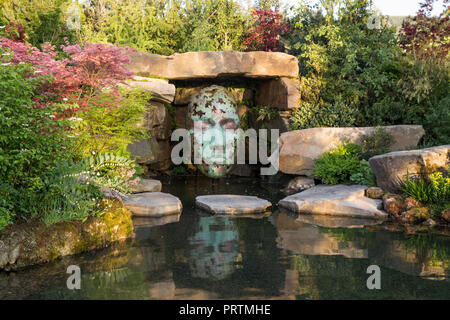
[187,217,238,280]
[1,176,449,300]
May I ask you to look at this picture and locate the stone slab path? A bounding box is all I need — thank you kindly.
[196,195,272,215]
[123,192,182,217]
[278,185,387,220]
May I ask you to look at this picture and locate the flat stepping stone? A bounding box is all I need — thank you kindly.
[278,185,387,220]
[123,192,182,217]
[195,195,271,215]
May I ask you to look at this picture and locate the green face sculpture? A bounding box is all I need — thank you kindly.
[187,86,240,178]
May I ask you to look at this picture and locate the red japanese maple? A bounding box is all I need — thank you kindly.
[399,0,449,58]
[0,37,135,116]
[243,9,290,52]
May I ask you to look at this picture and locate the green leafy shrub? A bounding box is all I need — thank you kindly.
[0,181,16,229]
[80,153,141,194]
[290,101,358,130]
[402,172,450,203]
[252,105,279,124]
[72,87,150,158]
[0,53,142,229]
[401,171,450,218]
[349,160,377,186]
[287,1,402,130]
[0,52,74,190]
[359,127,395,160]
[313,143,377,186]
[15,153,140,226]
[314,143,359,185]
[21,162,104,226]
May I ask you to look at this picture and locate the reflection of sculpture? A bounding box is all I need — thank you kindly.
[187,217,238,280]
[187,85,240,178]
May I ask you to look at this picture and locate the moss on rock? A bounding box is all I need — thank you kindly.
[0,200,133,271]
[404,207,431,224]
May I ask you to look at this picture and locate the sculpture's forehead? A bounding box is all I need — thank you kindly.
[188,86,239,123]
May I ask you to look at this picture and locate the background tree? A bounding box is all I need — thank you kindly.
[0,0,75,48]
[182,0,249,51]
[243,9,290,51]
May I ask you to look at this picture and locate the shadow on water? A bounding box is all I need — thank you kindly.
[1,176,449,300]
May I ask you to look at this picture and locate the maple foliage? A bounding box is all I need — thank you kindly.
[0,37,135,116]
[399,0,449,58]
[4,23,26,42]
[243,9,290,52]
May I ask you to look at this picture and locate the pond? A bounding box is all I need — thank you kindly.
[1,176,449,300]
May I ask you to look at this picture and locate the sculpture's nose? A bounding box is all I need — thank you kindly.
[204,126,226,148]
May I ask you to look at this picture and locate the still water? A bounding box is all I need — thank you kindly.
[1,176,449,300]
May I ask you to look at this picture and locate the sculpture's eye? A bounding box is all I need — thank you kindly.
[220,119,236,129]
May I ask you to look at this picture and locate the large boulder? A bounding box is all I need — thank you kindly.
[144,101,173,140]
[278,185,388,219]
[278,125,425,176]
[126,76,175,104]
[127,51,299,80]
[127,138,171,169]
[255,77,300,110]
[127,101,172,169]
[369,144,450,192]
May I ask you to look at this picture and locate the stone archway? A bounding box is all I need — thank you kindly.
[125,50,301,172]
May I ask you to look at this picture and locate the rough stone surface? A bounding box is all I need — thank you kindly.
[145,101,173,140]
[442,209,450,223]
[366,187,384,199]
[369,144,450,192]
[404,208,430,224]
[127,138,171,169]
[382,193,406,218]
[278,185,387,219]
[129,178,162,193]
[0,200,133,271]
[127,100,172,169]
[278,125,425,176]
[127,76,175,103]
[405,197,421,211]
[127,51,299,80]
[282,176,315,195]
[195,195,272,215]
[255,77,300,110]
[423,218,437,226]
[123,192,182,217]
[174,106,187,129]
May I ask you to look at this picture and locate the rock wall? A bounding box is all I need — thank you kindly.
[125,50,304,172]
